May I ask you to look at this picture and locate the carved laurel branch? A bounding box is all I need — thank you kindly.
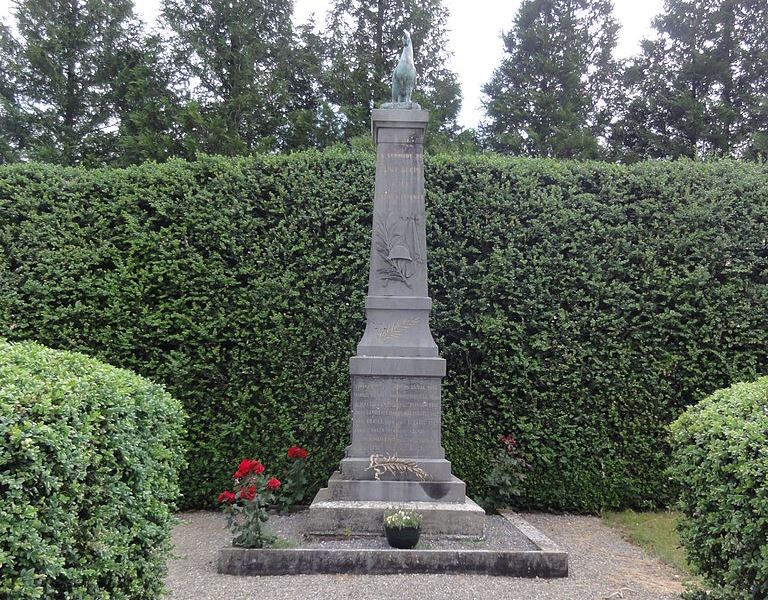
[366,455,430,481]
[376,317,421,340]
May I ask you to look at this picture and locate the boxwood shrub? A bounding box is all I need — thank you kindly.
[0,340,186,599]
[670,377,768,600]
[0,152,766,512]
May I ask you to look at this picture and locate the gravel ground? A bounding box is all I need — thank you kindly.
[166,510,688,600]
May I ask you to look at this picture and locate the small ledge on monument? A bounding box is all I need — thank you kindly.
[380,101,422,110]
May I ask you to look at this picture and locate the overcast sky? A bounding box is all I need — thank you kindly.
[0,0,665,129]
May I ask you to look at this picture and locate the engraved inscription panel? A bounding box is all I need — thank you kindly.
[349,375,443,458]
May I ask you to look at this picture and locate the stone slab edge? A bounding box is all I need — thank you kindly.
[217,513,568,578]
[217,547,567,577]
[498,510,564,553]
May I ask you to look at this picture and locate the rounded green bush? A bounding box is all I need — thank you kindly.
[0,340,186,599]
[670,376,768,599]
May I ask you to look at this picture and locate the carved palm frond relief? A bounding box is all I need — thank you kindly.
[366,454,430,481]
[376,317,421,340]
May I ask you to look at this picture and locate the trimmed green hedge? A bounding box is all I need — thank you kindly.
[0,152,766,512]
[0,340,186,599]
[670,377,768,600]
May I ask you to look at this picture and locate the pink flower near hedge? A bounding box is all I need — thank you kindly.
[266,477,281,491]
[287,446,308,460]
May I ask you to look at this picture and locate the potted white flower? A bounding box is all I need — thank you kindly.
[383,507,423,549]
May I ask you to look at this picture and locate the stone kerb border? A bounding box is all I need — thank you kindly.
[217,512,568,578]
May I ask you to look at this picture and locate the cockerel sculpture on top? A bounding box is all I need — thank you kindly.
[390,30,417,105]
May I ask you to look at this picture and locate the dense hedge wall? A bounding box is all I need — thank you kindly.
[670,377,768,600]
[0,152,766,512]
[0,340,186,599]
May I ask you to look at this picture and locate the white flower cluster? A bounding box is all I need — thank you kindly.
[384,508,422,528]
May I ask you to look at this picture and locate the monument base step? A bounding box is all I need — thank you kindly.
[340,457,452,480]
[326,471,466,503]
[217,511,568,578]
[305,487,486,538]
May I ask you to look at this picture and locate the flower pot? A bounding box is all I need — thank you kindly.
[384,525,421,549]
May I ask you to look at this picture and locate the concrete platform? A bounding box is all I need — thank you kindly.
[217,511,568,578]
[305,487,486,538]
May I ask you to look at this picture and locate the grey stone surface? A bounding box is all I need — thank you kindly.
[306,492,486,538]
[349,356,446,376]
[381,101,421,110]
[218,547,566,578]
[367,111,430,299]
[500,510,563,553]
[310,108,483,536]
[326,472,466,503]
[218,511,567,578]
[371,108,429,141]
[356,298,438,357]
[346,376,444,460]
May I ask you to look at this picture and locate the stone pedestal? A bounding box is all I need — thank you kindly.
[307,108,485,538]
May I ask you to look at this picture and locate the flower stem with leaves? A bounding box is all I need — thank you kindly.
[481,434,530,512]
[217,459,282,548]
[275,446,309,513]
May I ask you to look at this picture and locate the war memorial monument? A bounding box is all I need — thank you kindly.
[218,30,568,577]
[306,30,485,537]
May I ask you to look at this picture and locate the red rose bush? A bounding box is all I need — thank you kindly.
[275,446,309,512]
[217,458,281,548]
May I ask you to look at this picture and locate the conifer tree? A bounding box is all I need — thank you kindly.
[0,22,25,163]
[611,0,768,160]
[10,0,146,165]
[161,0,295,155]
[280,20,345,150]
[480,0,619,158]
[111,33,193,165]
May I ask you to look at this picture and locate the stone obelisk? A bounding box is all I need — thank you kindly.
[306,32,484,538]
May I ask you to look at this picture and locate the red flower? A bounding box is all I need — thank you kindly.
[287,446,308,461]
[240,485,256,501]
[234,458,264,479]
[266,477,281,491]
[217,490,236,503]
[234,458,252,479]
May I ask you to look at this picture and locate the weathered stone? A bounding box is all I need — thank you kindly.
[218,547,568,577]
[325,472,466,503]
[339,457,452,481]
[306,492,486,538]
[218,511,569,577]
[308,107,484,538]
